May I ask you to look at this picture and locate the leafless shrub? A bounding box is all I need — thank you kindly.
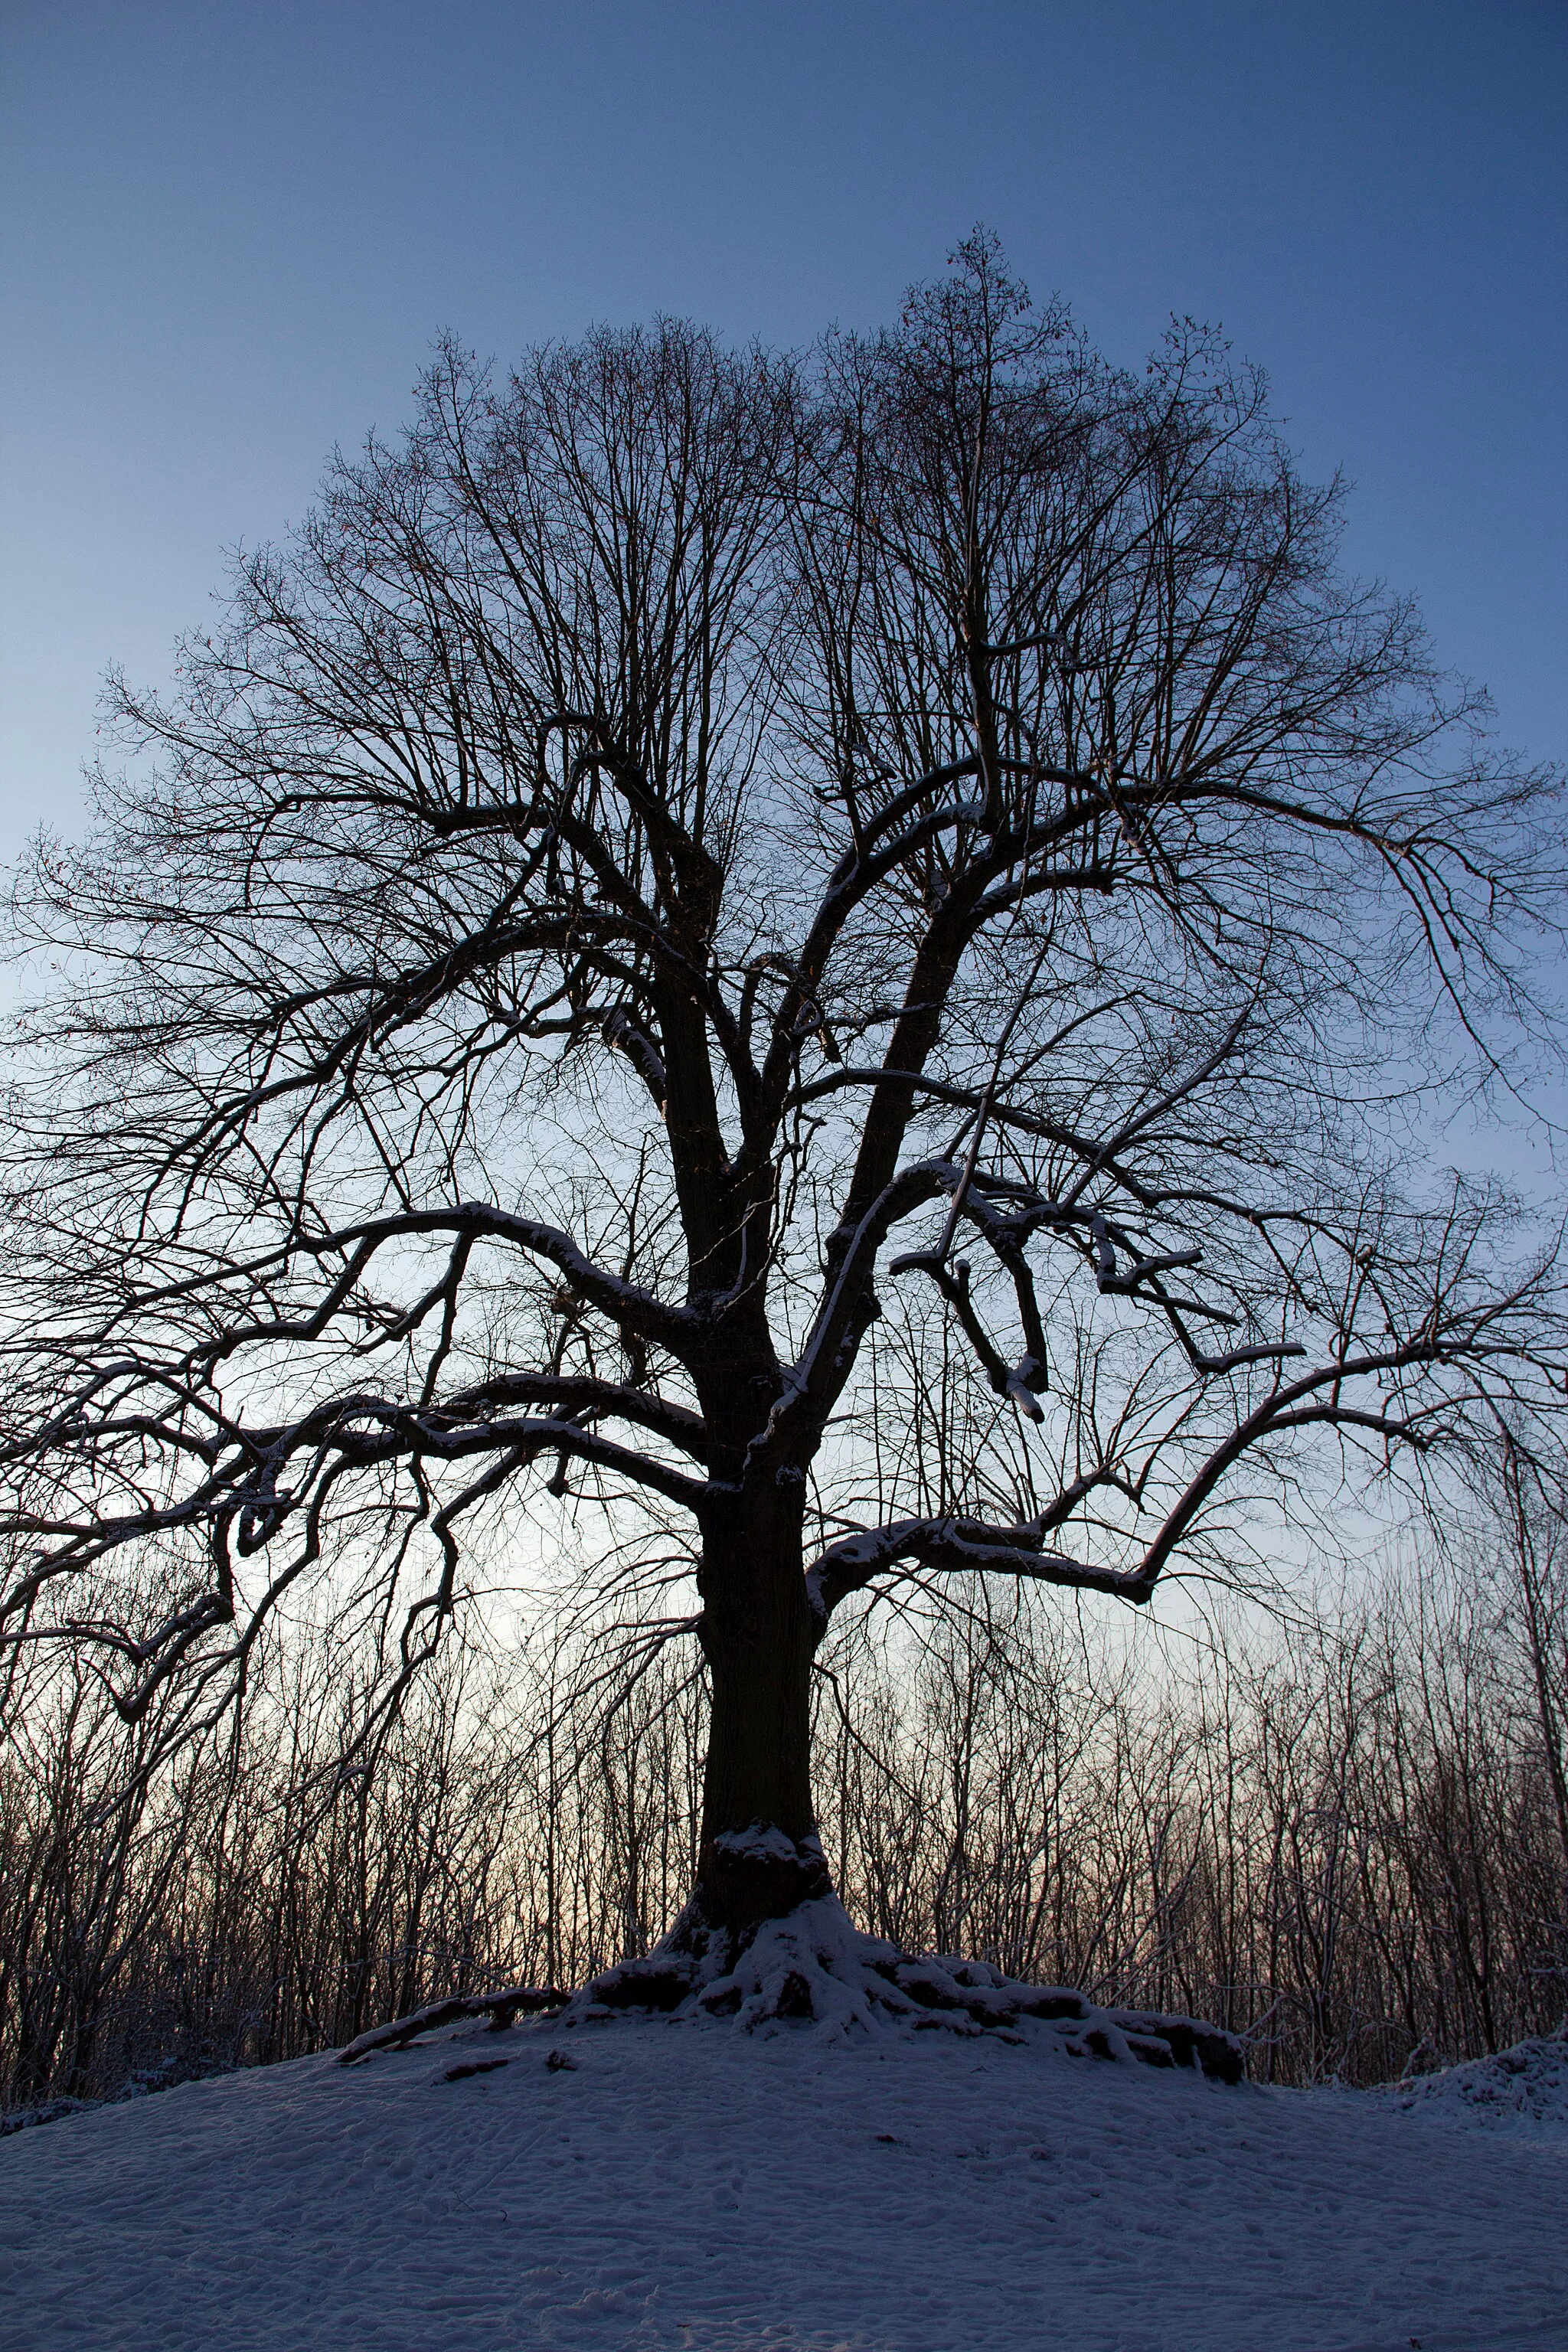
[5,1504,1562,2106]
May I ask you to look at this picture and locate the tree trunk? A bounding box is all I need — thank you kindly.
[688,1475,829,1941]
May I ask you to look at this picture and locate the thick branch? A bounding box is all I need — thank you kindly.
[810,1516,1152,1618]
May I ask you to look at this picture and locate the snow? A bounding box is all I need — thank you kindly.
[573,1890,1244,2073]
[708,1824,805,1868]
[4,2014,1566,2350]
[1361,2032,1568,2145]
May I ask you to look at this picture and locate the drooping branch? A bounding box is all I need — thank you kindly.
[11,1393,707,1589]
[109,1204,704,1368]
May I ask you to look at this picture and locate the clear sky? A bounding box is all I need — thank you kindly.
[1,0,1563,860]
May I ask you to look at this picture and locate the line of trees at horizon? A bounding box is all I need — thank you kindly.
[4,1485,1563,2115]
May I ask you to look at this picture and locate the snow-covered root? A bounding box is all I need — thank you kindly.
[336,1829,1243,2082]
[567,1893,1241,2079]
[537,1828,1245,2079]
[338,1984,567,2065]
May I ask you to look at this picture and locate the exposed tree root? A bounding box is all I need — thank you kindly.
[572,1893,1242,2079]
[340,1831,1243,2083]
[576,1831,1244,2079]
[338,1984,568,2064]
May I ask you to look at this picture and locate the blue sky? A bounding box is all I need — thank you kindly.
[2,0,1563,858]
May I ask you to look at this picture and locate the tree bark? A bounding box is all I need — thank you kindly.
[688,1475,829,1939]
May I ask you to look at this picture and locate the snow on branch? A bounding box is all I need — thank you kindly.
[338,1984,569,2063]
[602,1008,668,1111]
[7,1394,709,1602]
[808,1514,1155,1619]
[308,1204,700,1356]
[887,1250,1047,1420]
[440,1373,710,1464]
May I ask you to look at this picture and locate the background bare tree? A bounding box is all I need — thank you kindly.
[5,1513,1563,2115]
[1,237,1561,2017]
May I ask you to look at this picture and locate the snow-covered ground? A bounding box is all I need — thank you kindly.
[1363,2034,1568,2145]
[2,2013,1564,2352]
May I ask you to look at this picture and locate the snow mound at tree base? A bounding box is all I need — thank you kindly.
[1365,2030,1568,2141]
[576,1892,1243,2078]
[4,2010,1565,2351]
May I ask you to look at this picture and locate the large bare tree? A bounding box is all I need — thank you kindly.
[2,240,1561,2024]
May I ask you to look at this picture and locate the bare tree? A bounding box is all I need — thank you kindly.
[2,237,1561,2021]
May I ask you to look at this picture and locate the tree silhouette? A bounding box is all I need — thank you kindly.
[2,238,1560,2021]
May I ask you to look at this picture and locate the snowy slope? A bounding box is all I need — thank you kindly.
[2,2012,1565,2352]
[1362,2034,1568,2145]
